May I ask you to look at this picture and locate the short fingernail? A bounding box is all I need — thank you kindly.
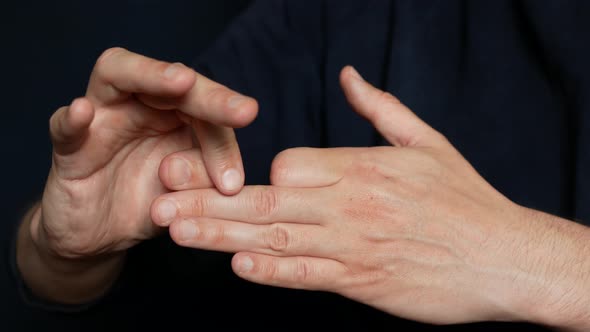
[237,256,254,273]
[168,158,191,187]
[222,168,242,192]
[178,220,199,241]
[227,95,248,109]
[164,63,184,79]
[157,200,177,225]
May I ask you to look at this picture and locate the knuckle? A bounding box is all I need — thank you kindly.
[266,224,291,252]
[201,223,225,246]
[253,188,278,219]
[378,91,401,107]
[264,260,281,281]
[294,258,312,283]
[190,195,206,217]
[210,137,236,158]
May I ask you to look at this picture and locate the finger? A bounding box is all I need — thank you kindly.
[270,147,359,187]
[136,71,259,128]
[174,75,259,128]
[159,148,213,191]
[49,97,95,155]
[192,120,244,195]
[87,48,258,128]
[232,253,347,292]
[169,218,332,257]
[151,186,326,227]
[86,47,196,105]
[340,66,448,148]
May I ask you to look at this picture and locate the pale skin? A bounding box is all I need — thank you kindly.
[151,67,590,330]
[16,47,590,330]
[16,48,257,304]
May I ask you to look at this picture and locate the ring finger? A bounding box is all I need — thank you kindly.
[169,218,334,258]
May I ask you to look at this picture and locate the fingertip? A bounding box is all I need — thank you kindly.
[340,65,362,85]
[149,198,162,227]
[158,155,192,190]
[157,156,172,189]
[150,196,178,227]
[232,97,259,128]
[232,253,255,275]
[224,95,258,128]
[168,219,199,245]
[218,168,244,195]
[68,97,95,129]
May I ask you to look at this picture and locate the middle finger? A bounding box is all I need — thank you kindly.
[151,186,328,227]
[169,218,335,258]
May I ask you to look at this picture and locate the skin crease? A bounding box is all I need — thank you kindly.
[16,48,257,304]
[153,66,590,330]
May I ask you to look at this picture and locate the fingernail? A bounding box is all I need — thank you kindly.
[178,220,199,241]
[168,158,191,187]
[164,63,183,79]
[157,200,177,225]
[222,169,242,192]
[237,256,254,273]
[349,66,364,81]
[227,95,248,109]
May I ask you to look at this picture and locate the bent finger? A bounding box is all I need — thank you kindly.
[159,148,213,191]
[193,120,244,195]
[49,97,95,156]
[86,47,196,105]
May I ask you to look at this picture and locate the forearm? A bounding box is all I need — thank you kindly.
[508,207,590,331]
[16,203,125,305]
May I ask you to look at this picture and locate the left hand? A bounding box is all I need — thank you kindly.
[151,67,570,325]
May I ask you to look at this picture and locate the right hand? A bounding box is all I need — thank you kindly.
[20,48,257,300]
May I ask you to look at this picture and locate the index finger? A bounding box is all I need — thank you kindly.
[87,47,258,128]
[86,47,196,104]
[151,186,327,227]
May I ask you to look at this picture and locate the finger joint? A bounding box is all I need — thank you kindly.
[266,224,291,252]
[254,188,278,220]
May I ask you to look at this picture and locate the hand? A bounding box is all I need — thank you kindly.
[152,66,590,327]
[18,48,257,303]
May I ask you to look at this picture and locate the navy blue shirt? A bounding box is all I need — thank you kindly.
[8,0,590,330]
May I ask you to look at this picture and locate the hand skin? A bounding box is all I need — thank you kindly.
[16,48,258,304]
[153,66,590,330]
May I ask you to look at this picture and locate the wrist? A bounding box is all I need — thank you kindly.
[17,203,126,304]
[500,207,590,330]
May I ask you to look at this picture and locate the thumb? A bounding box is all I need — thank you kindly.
[340,66,447,148]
